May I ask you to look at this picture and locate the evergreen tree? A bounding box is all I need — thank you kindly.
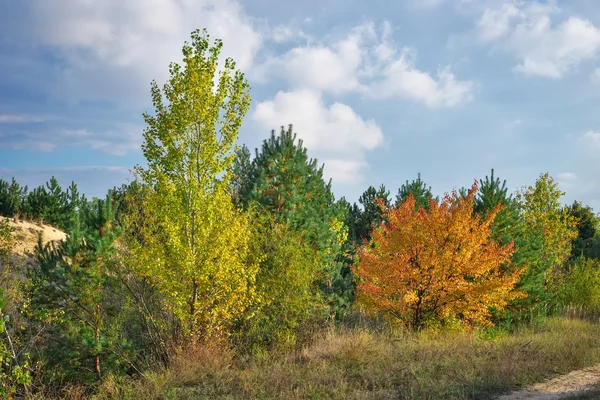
[44,177,68,228]
[30,194,126,382]
[0,178,27,217]
[396,173,437,210]
[350,184,391,242]
[23,186,49,221]
[475,169,520,246]
[230,144,254,205]
[239,125,349,315]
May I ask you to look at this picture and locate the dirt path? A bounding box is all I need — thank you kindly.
[496,365,600,400]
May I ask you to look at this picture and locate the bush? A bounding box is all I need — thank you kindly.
[551,257,600,312]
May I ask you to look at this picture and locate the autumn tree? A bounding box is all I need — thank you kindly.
[355,183,522,330]
[127,29,257,339]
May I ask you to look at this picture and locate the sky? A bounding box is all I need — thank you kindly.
[1,0,600,208]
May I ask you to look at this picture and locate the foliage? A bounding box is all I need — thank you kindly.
[29,195,128,383]
[0,176,80,230]
[0,219,32,397]
[564,201,600,260]
[128,29,256,340]
[514,173,578,306]
[0,178,27,217]
[550,257,600,311]
[395,173,438,211]
[347,185,391,243]
[355,184,522,330]
[234,211,325,351]
[475,169,521,247]
[235,125,350,316]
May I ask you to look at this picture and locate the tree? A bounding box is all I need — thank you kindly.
[514,173,578,305]
[235,211,324,350]
[396,173,437,211]
[475,169,521,247]
[355,183,522,330]
[127,29,257,339]
[236,125,348,315]
[0,178,27,217]
[349,184,391,242]
[30,195,126,382]
[230,144,254,205]
[564,201,599,260]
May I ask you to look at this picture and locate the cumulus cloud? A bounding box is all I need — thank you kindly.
[371,58,474,107]
[29,0,262,103]
[475,1,600,78]
[253,90,383,184]
[256,21,474,107]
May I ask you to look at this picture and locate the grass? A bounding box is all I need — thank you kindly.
[92,316,600,400]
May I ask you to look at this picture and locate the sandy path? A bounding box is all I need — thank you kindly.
[496,365,600,400]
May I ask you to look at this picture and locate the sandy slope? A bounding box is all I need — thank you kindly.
[496,365,600,400]
[3,217,67,256]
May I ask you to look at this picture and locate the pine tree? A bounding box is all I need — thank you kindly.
[30,194,124,382]
[396,173,437,211]
[238,125,348,315]
[231,144,254,205]
[475,169,520,247]
[353,184,391,242]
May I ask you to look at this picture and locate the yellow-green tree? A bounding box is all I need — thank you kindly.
[127,29,256,339]
[514,173,578,305]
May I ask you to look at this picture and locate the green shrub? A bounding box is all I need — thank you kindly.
[551,257,600,311]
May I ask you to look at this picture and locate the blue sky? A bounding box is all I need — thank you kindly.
[1,0,600,208]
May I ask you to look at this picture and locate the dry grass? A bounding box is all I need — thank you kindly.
[90,316,600,400]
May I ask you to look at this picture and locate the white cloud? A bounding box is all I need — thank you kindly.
[253,90,383,184]
[256,21,474,107]
[477,3,520,41]
[30,0,262,103]
[371,58,474,107]
[269,25,311,43]
[323,159,368,184]
[474,2,600,78]
[578,130,600,151]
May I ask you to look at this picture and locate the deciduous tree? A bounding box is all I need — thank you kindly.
[355,184,522,330]
[127,29,257,339]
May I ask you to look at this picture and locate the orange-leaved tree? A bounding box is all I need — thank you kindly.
[354,183,523,330]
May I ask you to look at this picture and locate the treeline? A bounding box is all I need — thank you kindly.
[0,176,84,231]
[0,29,599,397]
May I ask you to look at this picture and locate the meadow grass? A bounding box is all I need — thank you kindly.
[86,316,600,400]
